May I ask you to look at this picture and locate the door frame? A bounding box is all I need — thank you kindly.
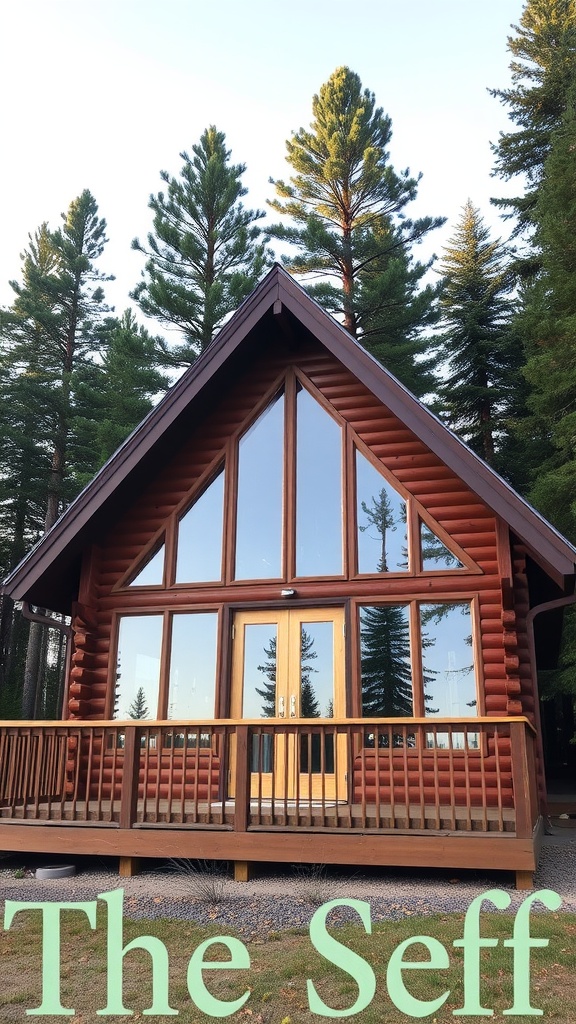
[229,606,347,801]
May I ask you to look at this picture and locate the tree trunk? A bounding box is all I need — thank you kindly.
[21,619,43,718]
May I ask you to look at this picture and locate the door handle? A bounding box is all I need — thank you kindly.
[278,695,285,718]
[290,695,296,718]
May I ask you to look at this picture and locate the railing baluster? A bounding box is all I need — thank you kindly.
[448,725,456,831]
[494,724,504,832]
[431,725,441,829]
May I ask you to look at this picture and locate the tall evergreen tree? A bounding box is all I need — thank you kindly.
[268,67,443,395]
[434,201,524,477]
[132,126,270,363]
[354,220,441,398]
[72,310,169,486]
[9,193,112,717]
[520,79,576,541]
[490,0,576,252]
[8,191,112,531]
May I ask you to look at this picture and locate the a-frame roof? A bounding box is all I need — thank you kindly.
[4,264,576,612]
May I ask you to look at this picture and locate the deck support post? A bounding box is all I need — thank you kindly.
[515,870,533,890]
[234,725,250,833]
[234,861,252,882]
[119,726,140,831]
[119,857,141,877]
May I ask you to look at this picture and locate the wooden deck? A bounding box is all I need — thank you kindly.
[0,717,542,887]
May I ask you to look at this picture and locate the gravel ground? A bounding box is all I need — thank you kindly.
[1,830,574,937]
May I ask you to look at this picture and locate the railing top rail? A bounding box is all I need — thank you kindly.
[0,715,537,734]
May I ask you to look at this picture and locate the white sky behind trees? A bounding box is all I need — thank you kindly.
[0,0,524,322]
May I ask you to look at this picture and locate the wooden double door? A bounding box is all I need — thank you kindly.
[230,608,346,800]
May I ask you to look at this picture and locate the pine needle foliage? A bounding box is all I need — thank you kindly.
[133,126,271,362]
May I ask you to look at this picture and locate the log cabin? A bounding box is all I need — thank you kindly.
[2,265,575,887]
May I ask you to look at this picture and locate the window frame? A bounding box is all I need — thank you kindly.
[353,595,483,722]
[108,607,222,721]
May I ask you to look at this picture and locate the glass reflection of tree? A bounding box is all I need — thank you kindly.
[255,634,277,717]
[360,490,413,718]
[128,686,149,719]
[360,488,396,572]
[421,523,460,569]
[360,604,413,717]
[359,490,438,721]
[255,629,320,717]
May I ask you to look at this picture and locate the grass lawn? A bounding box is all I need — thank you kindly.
[0,902,575,1021]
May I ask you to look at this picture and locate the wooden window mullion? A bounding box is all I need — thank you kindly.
[164,514,177,588]
[410,601,425,718]
[223,438,237,585]
[158,610,172,720]
[285,371,297,582]
[344,426,356,579]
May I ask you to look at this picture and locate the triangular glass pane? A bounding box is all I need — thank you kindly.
[420,520,464,570]
[129,544,165,586]
[176,468,224,583]
[356,449,408,573]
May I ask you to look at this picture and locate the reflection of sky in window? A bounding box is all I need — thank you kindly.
[299,620,334,717]
[130,545,165,586]
[168,613,217,719]
[115,615,162,718]
[235,394,284,580]
[296,388,343,576]
[243,623,277,718]
[356,450,407,573]
[176,470,224,583]
[420,603,476,717]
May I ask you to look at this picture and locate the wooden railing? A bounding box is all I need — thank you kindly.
[0,717,539,837]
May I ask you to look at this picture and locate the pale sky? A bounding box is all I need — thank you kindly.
[0,0,525,320]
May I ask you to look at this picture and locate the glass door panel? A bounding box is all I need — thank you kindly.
[230,608,346,802]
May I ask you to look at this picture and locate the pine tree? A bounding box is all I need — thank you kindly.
[128,686,149,720]
[268,66,443,394]
[2,192,112,717]
[490,0,576,249]
[354,220,441,398]
[132,126,270,362]
[72,310,169,486]
[520,78,576,540]
[434,201,523,475]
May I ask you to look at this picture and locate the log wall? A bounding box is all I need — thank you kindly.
[65,334,535,795]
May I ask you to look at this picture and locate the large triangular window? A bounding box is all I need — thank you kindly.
[118,371,480,589]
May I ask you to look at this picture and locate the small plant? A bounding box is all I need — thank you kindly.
[291,863,346,906]
[167,858,229,904]
[13,867,25,879]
